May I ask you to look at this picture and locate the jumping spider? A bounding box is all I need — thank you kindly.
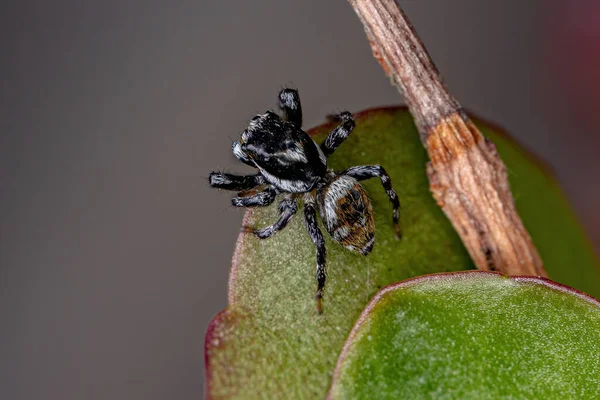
[209,88,401,313]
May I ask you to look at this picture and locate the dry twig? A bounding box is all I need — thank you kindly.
[348,0,547,276]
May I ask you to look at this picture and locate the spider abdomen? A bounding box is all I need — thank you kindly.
[317,175,375,255]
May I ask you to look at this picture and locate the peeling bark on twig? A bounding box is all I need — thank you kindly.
[348,0,547,277]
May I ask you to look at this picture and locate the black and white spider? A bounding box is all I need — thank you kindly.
[209,88,401,313]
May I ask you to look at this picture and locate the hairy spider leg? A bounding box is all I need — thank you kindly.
[209,172,265,191]
[278,88,303,128]
[231,186,277,208]
[250,195,298,239]
[320,111,355,157]
[303,195,327,314]
[343,165,402,238]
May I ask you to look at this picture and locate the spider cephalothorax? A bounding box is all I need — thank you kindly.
[209,88,401,313]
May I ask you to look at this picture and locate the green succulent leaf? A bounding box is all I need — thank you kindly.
[205,107,599,399]
[328,271,600,399]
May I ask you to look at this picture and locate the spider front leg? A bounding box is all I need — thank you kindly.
[343,165,402,238]
[209,172,265,191]
[321,111,355,157]
[248,195,298,239]
[303,195,327,314]
[278,88,302,128]
[231,186,277,207]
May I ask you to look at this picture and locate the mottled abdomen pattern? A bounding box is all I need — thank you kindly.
[317,175,375,255]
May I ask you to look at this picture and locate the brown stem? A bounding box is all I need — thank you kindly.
[348,0,547,277]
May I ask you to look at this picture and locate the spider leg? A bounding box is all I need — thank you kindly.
[320,111,355,157]
[250,195,298,239]
[231,186,277,207]
[343,165,402,238]
[209,172,265,191]
[303,195,327,314]
[278,88,303,128]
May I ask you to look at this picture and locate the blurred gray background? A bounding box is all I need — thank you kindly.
[1,1,598,399]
